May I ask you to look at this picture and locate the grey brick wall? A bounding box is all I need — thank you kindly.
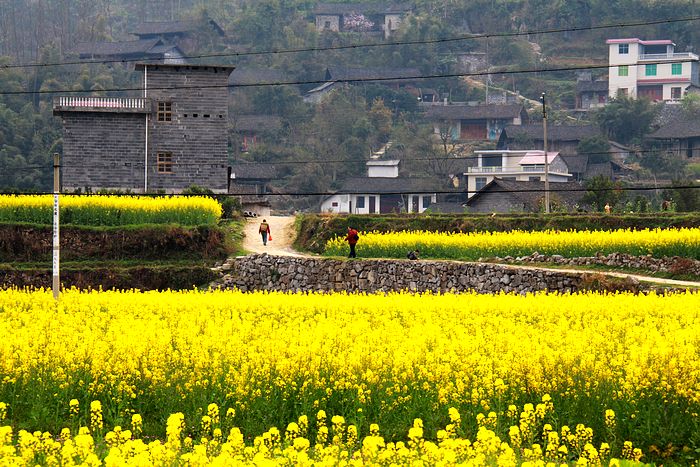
[57,64,233,193]
[146,65,231,192]
[61,113,146,192]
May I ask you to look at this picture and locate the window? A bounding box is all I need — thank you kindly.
[324,20,331,29]
[618,44,629,54]
[331,202,338,207]
[475,177,488,191]
[617,88,628,97]
[529,176,541,182]
[672,63,682,75]
[671,87,682,100]
[157,102,172,122]
[356,196,365,209]
[157,152,173,173]
[618,65,628,77]
[645,64,657,76]
[422,195,431,209]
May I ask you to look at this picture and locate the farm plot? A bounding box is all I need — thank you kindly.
[0,289,698,464]
[324,228,700,260]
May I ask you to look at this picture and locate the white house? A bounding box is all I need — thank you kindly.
[607,38,700,101]
[465,150,572,198]
[320,159,439,214]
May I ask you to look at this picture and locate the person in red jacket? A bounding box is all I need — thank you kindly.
[345,227,359,258]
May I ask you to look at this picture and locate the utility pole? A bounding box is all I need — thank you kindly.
[541,93,550,214]
[52,153,60,300]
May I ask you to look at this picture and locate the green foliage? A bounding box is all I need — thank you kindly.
[583,176,627,212]
[577,136,611,164]
[663,180,700,212]
[594,97,658,145]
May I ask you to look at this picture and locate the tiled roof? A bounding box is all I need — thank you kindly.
[230,163,278,180]
[131,19,224,36]
[337,176,449,194]
[576,80,608,93]
[503,124,602,141]
[466,179,586,209]
[70,39,162,56]
[561,155,589,174]
[313,2,413,15]
[425,103,524,120]
[649,106,700,138]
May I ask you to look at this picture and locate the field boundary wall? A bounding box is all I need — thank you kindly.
[215,254,586,294]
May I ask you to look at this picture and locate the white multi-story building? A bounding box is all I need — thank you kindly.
[465,150,572,198]
[607,38,699,101]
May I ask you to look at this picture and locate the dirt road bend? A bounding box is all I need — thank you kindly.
[243,216,306,257]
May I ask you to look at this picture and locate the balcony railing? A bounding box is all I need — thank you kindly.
[639,52,698,61]
[53,96,151,113]
[468,165,555,173]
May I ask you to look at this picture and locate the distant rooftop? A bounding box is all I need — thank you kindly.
[606,38,674,46]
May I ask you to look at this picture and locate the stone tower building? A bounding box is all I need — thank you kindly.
[53,63,234,193]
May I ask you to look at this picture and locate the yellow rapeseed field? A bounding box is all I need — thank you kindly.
[0,194,222,225]
[0,288,698,465]
[325,228,700,259]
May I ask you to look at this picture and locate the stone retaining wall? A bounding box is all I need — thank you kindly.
[214,254,587,294]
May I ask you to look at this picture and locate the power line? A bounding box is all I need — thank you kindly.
[2,57,696,96]
[0,147,689,171]
[3,185,698,197]
[2,15,700,70]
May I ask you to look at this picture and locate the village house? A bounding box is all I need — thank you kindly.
[465,179,586,213]
[53,63,234,193]
[607,38,700,101]
[464,149,572,198]
[304,66,429,103]
[130,19,225,54]
[648,104,700,160]
[69,39,185,64]
[229,162,278,217]
[313,2,413,39]
[575,76,608,110]
[320,159,444,214]
[497,124,603,155]
[425,103,528,142]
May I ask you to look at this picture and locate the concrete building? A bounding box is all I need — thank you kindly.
[53,63,234,193]
[607,38,699,101]
[320,159,442,214]
[465,150,572,198]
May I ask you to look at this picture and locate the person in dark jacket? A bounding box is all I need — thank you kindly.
[345,227,359,258]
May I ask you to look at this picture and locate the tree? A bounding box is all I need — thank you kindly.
[594,96,658,145]
[577,136,611,164]
[583,175,626,212]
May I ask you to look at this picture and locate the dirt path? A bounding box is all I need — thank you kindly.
[243,216,306,257]
[501,263,700,288]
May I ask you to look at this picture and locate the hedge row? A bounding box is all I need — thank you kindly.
[296,213,700,253]
[0,223,228,262]
[0,264,217,290]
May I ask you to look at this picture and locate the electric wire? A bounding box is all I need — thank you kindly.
[2,14,699,70]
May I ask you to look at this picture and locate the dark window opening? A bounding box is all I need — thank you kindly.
[157,102,172,122]
[157,152,174,173]
[204,114,210,118]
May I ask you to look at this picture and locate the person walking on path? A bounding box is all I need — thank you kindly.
[346,227,359,258]
[259,219,271,246]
